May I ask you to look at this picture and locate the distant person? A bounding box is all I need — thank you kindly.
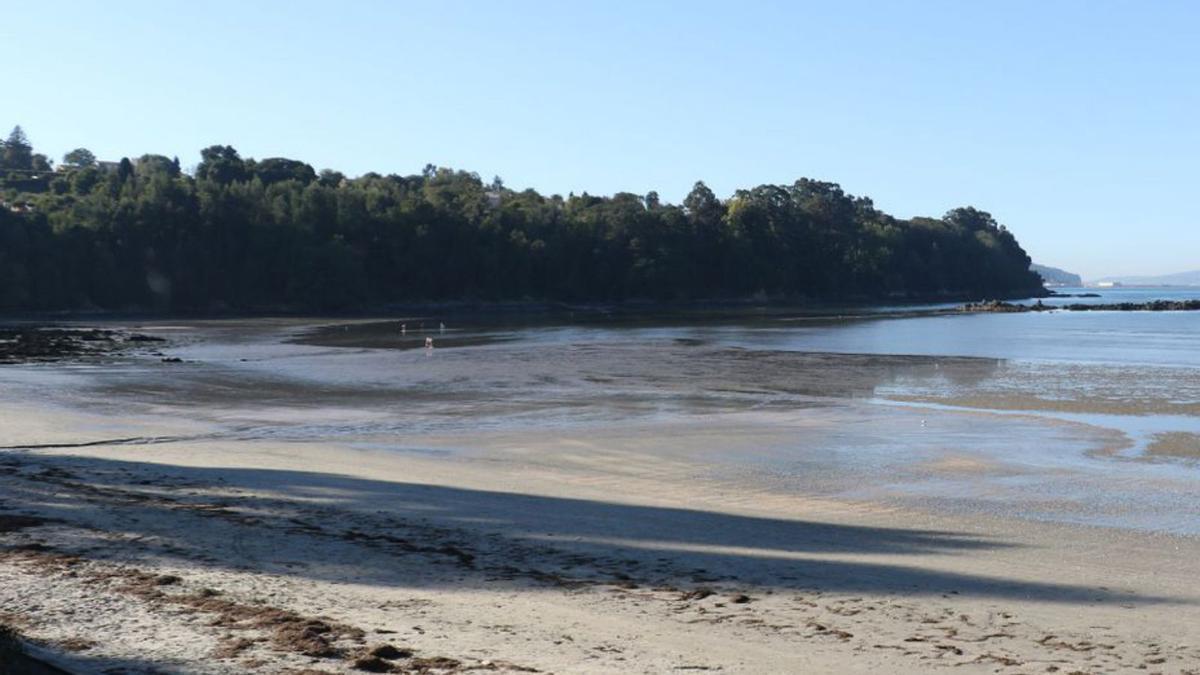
[425,337,434,349]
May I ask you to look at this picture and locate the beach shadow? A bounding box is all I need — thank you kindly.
[0,452,1168,607]
[7,649,176,675]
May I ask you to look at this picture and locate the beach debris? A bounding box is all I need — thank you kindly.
[409,656,462,671]
[212,636,257,659]
[351,655,393,672]
[56,636,98,652]
[351,642,463,672]
[368,643,414,659]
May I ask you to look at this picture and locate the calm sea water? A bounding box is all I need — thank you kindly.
[510,287,1200,368]
[1040,285,1200,305]
[417,287,1200,533]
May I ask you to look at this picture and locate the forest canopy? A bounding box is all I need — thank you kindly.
[0,125,1044,312]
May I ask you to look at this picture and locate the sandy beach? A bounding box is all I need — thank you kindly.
[2,318,1199,674]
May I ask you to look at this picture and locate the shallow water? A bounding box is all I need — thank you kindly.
[2,293,1199,534]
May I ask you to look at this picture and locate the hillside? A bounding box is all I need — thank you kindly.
[1,127,1046,312]
[1030,263,1082,286]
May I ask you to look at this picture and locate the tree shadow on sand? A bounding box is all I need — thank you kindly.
[0,452,1172,606]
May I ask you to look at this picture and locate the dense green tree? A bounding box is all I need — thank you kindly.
[0,125,1044,312]
[318,169,345,187]
[250,157,317,185]
[62,148,96,169]
[195,145,247,184]
[135,154,181,178]
[117,157,134,183]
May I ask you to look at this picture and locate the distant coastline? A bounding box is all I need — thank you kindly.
[1090,269,1200,287]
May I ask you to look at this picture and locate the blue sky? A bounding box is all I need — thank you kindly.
[4,1,1197,279]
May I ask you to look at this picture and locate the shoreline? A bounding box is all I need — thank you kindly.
[0,286,1048,325]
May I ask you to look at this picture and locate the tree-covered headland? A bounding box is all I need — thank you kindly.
[1,125,1044,312]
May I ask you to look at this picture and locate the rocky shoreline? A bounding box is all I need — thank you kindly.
[962,299,1200,313]
[0,327,165,365]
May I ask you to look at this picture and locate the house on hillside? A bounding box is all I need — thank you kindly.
[1,199,35,213]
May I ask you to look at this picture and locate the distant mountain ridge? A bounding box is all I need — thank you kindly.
[1094,270,1200,286]
[1030,263,1082,286]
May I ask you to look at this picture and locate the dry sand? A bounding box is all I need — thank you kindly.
[2,402,1199,674]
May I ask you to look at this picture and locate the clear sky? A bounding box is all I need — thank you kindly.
[4,1,1197,279]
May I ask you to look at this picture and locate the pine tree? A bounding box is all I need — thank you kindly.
[1,125,34,171]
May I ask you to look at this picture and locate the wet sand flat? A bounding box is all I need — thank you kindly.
[1145,432,1200,461]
